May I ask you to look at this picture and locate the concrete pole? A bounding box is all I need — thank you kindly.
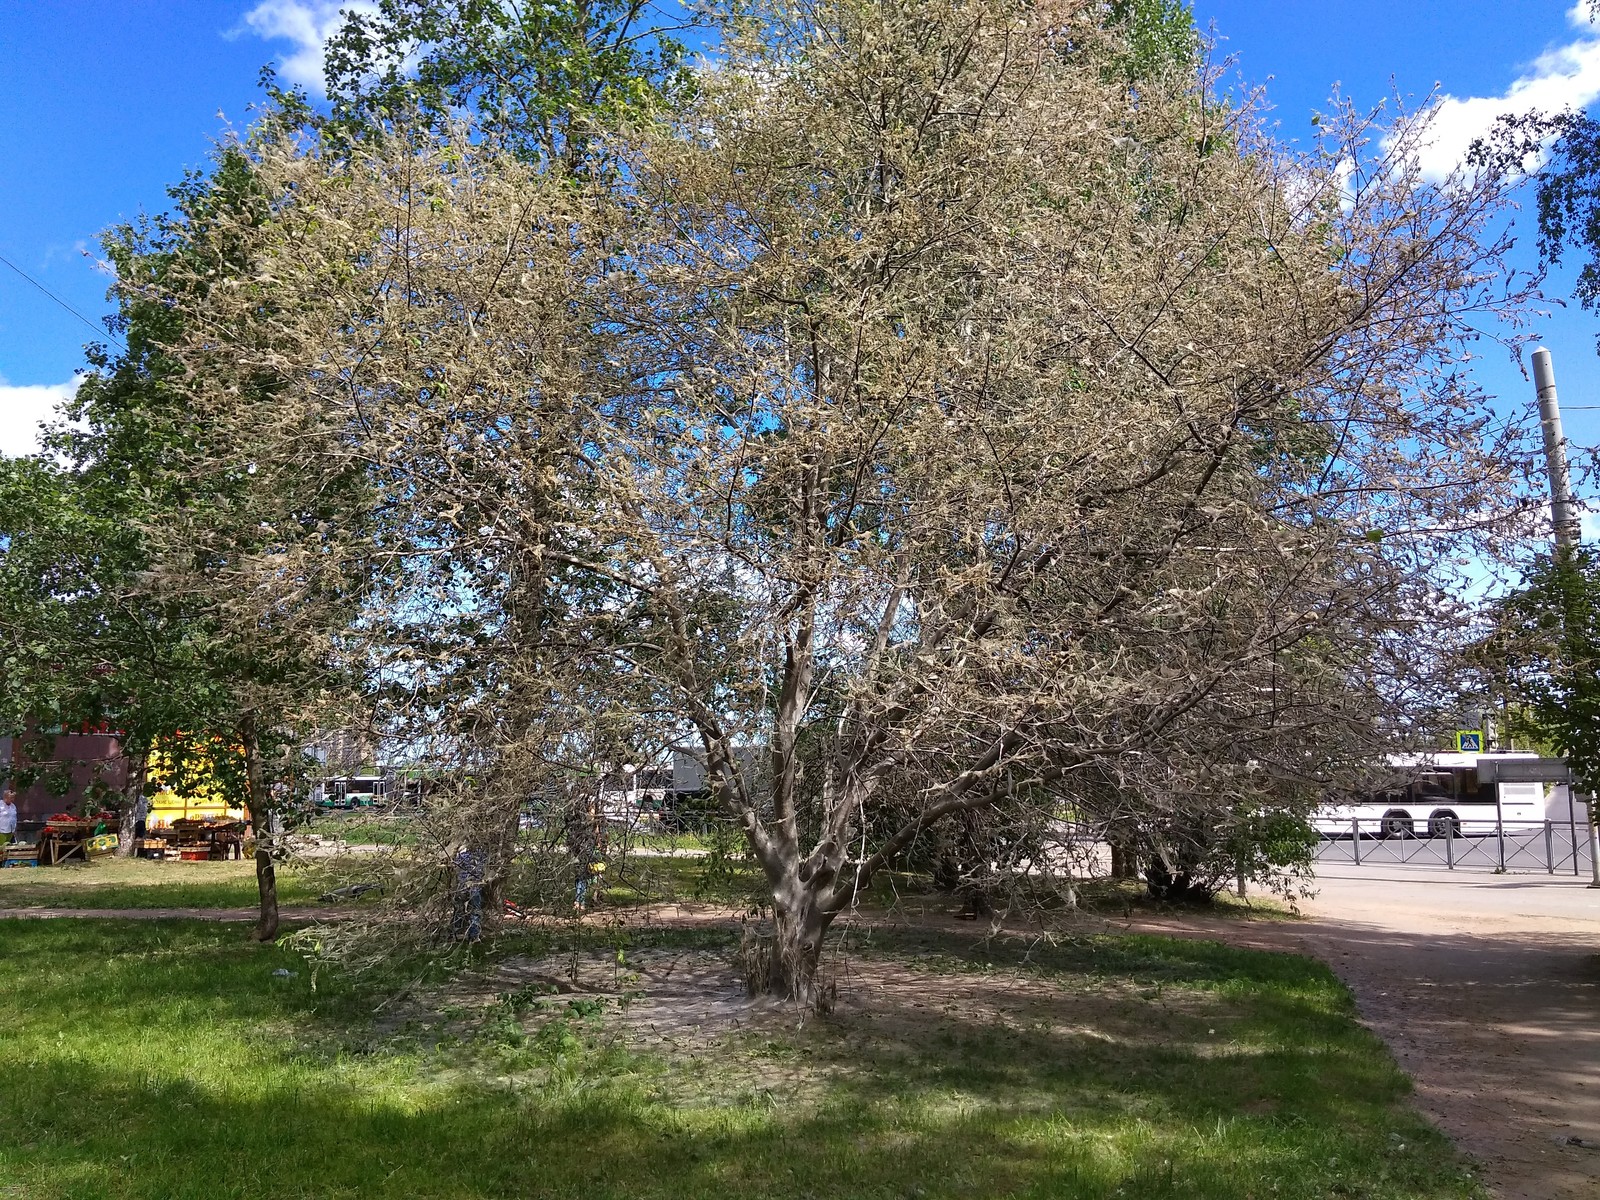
[1532,349,1599,886]
[1533,347,1581,548]
[1586,798,1600,888]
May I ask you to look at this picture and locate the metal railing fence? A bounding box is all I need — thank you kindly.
[1314,816,1594,875]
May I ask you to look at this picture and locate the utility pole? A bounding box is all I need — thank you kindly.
[1532,347,1600,886]
[1534,348,1580,549]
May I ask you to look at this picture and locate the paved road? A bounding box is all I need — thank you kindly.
[1288,864,1600,1200]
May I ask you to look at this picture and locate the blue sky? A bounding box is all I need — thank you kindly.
[5,0,1600,478]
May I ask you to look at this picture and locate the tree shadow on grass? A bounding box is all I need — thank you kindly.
[1,1046,1475,1200]
[800,926,1421,1127]
[0,919,1483,1200]
[838,921,1348,1001]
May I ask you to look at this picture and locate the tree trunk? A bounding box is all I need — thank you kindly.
[242,715,279,943]
[765,879,835,1006]
[115,752,148,859]
[481,777,526,922]
[1109,842,1127,880]
[116,801,138,858]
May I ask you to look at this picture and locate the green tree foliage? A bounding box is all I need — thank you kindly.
[1491,548,1600,788]
[1474,107,1600,332]
[1475,3,1600,339]
[113,148,374,940]
[319,0,697,169]
[0,459,142,807]
[0,454,208,816]
[1105,0,1199,83]
[0,141,354,938]
[0,156,257,829]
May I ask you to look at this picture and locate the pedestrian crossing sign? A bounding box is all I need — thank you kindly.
[1455,730,1483,753]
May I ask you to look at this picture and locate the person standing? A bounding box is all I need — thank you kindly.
[451,843,485,942]
[566,799,604,912]
[0,785,17,848]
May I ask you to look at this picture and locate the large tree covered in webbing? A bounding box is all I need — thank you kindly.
[156,0,1538,1001]
[603,0,1538,998]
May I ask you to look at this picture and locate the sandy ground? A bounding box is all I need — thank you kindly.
[1185,864,1600,1200]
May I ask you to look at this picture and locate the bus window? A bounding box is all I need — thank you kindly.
[1415,773,1454,802]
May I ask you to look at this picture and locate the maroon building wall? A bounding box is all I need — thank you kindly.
[5,725,127,825]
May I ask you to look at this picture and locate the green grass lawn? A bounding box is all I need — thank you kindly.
[0,858,322,910]
[0,916,1484,1200]
[0,854,1297,925]
[301,811,420,847]
[0,838,763,915]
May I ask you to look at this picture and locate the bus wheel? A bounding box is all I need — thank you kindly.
[1428,813,1461,838]
[1380,811,1413,838]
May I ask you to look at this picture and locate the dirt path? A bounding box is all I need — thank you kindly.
[1297,865,1600,1200]
[1123,865,1600,1200]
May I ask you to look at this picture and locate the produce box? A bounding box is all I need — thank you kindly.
[2,843,39,867]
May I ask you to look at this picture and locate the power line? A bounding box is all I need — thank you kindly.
[0,252,126,351]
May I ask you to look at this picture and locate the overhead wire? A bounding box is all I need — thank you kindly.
[0,252,126,351]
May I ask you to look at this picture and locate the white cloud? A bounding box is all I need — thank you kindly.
[0,377,82,458]
[1411,3,1600,182]
[239,1,378,94]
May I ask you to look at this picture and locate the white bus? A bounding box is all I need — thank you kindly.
[1312,753,1547,838]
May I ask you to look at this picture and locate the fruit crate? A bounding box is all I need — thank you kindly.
[2,843,39,867]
